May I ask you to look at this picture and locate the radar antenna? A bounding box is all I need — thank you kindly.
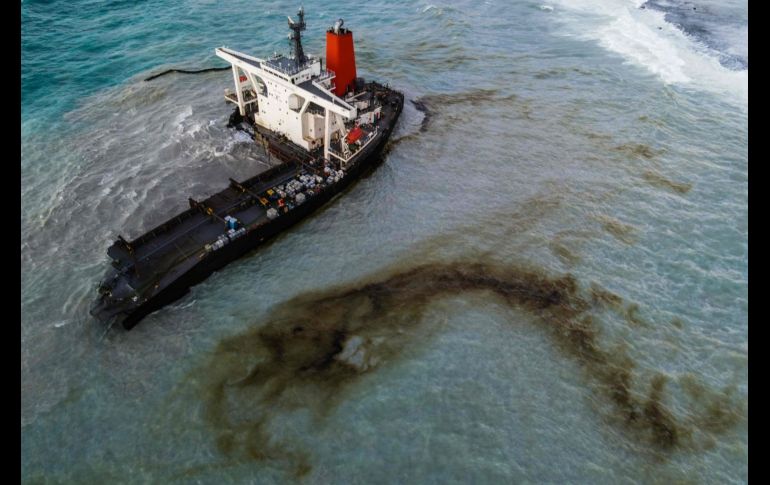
[333,18,344,34]
[287,6,307,66]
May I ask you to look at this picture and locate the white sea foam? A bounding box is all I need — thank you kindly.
[549,0,747,107]
[232,130,253,144]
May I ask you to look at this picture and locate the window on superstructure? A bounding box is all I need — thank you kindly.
[253,75,268,97]
[306,102,324,116]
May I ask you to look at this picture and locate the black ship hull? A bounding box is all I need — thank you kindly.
[123,125,393,329]
[92,87,403,329]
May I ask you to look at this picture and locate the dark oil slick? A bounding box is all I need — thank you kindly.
[614,142,661,160]
[414,88,522,132]
[597,214,638,245]
[549,229,598,267]
[176,258,743,478]
[394,87,531,152]
[642,169,693,195]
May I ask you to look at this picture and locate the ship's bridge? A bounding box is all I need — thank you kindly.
[216,46,357,162]
[262,54,316,81]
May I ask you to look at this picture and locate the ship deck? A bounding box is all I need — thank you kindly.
[101,81,401,297]
[107,159,307,289]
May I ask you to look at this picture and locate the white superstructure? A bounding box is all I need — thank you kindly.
[215,8,383,166]
[216,45,365,161]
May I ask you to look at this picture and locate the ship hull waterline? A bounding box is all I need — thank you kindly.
[94,95,403,330]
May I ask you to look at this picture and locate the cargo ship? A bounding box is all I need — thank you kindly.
[90,8,404,329]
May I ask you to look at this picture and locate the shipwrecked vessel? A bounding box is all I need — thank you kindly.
[91,8,404,329]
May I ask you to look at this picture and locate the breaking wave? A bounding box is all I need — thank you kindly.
[548,0,747,106]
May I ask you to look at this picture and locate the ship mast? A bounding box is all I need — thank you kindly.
[287,6,307,67]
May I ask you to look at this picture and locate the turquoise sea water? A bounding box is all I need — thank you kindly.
[22,0,747,482]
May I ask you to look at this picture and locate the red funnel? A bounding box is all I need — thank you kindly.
[326,27,357,97]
